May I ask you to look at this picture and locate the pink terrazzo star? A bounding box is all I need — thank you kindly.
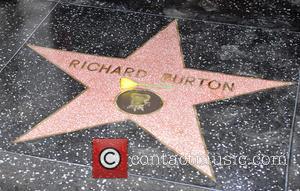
[15,21,293,180]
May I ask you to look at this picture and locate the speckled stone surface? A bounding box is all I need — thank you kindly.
[0,0,56,69]
[60,0,300,31]
[0,1,300,191]
[0,150,209,191]
[288,88,300,191]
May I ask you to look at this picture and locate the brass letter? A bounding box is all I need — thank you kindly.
[223,82,235,92]
[69,60,80,68]
[185,76,195,86]
[87,63,99,71]
[110,66,121,75]
[124,67,135,77]
[161,73,173,82]
[208,80,221,90]
[99,64,112,73]
[198,78,208,86]
[135,69,147,78]
[173,75,184,84]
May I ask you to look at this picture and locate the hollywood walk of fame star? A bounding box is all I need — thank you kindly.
[14,20,293,181]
